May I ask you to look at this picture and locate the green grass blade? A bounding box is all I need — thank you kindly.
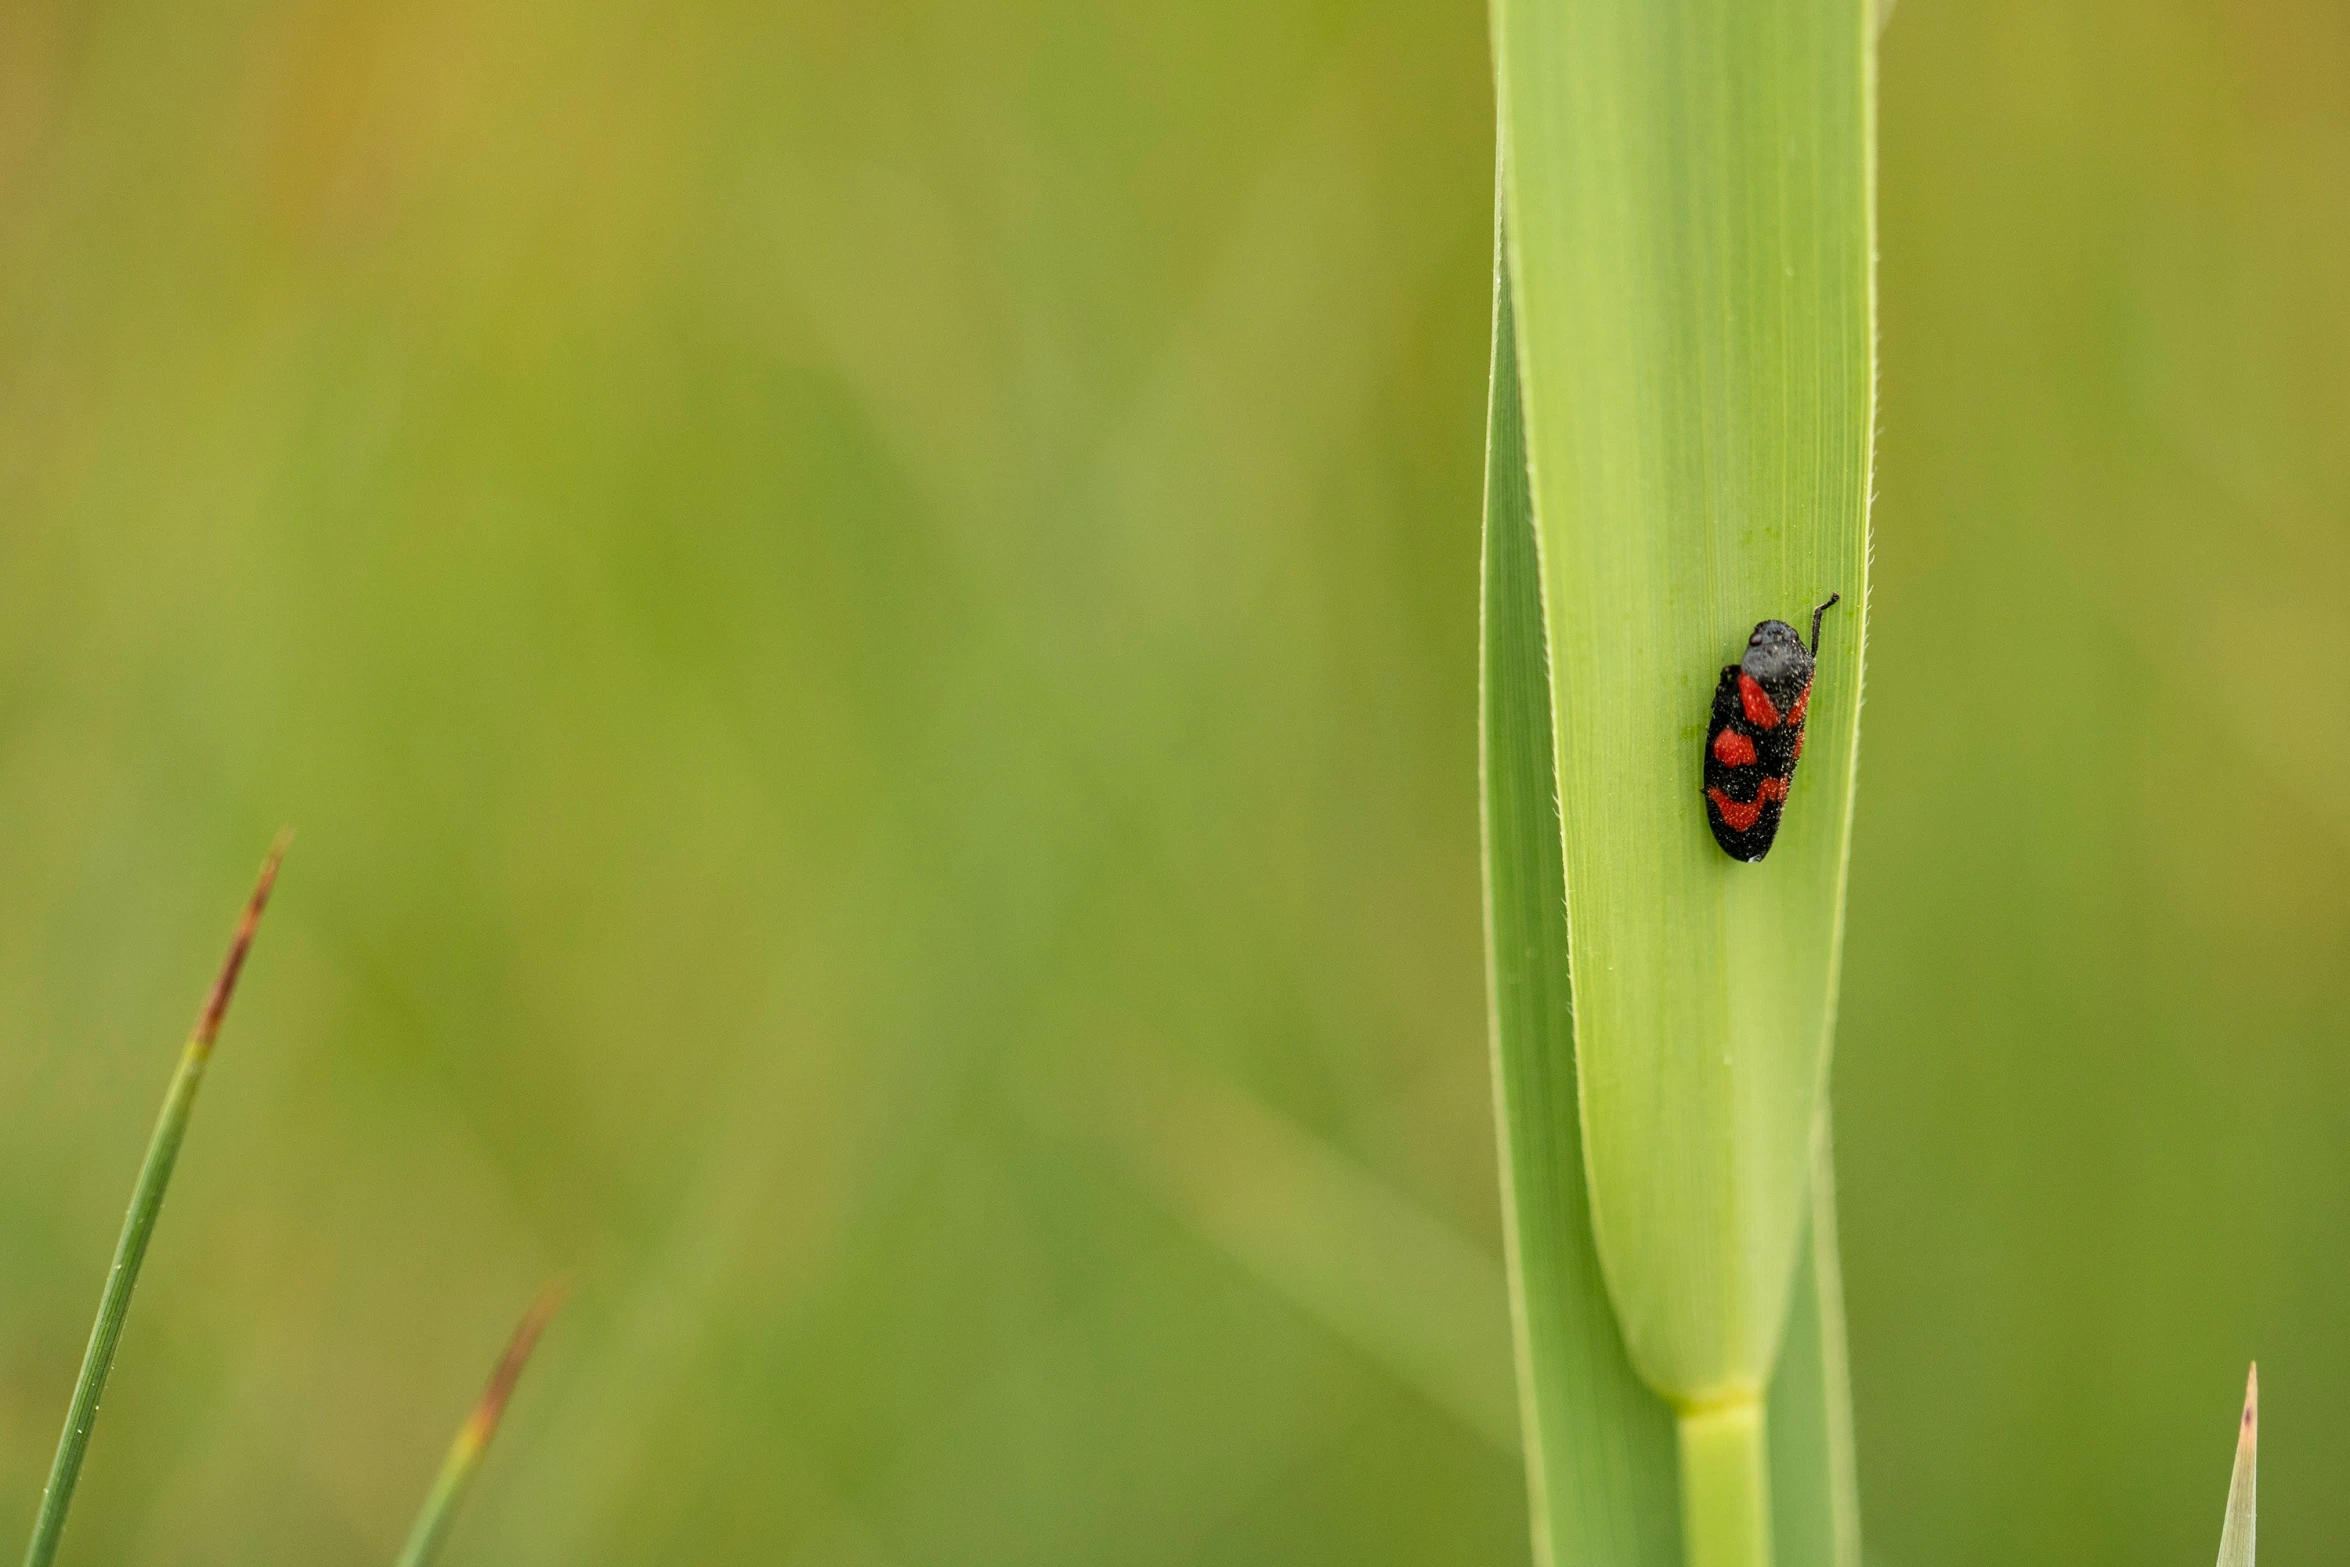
[1067,1044,1521,1456]
[1764,1124,1862,1567]
[2214,1365,2257,1567]
[395,1283,567,1567]
[1491,0,1877,1424]
[20,836,289,1567]
[1482,211,1679,1567]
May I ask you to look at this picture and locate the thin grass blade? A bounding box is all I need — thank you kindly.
[1763,1125,1862,1567]
[2215,1365,2256,1567]
[1482,206,1681,1567]
[395,1282,567,1567]
[1066,1044,1520,1455]
[19,834,291,1567]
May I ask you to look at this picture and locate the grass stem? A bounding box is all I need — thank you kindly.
[1678,1397,1773,1567]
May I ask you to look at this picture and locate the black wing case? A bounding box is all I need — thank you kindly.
[1702,666,1788,862]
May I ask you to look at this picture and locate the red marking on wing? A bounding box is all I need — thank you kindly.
[1792,726,1805,762]
[1738,673,1780,730]
[1789,683,1810,726]
[1708,788,1764,833]
[1712,729,1758,767]
[1709,774,1793,836]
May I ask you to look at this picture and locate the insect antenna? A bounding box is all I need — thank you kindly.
[1808,592,1842,655]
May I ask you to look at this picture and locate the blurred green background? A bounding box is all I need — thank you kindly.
[0,0,2341,1562]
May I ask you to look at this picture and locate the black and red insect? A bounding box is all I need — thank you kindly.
[1703,593,1840,863]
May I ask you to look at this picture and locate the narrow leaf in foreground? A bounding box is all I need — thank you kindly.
[20,835,291,1567]
[395,1282,567,1567]
[2215,1364,2256,1567]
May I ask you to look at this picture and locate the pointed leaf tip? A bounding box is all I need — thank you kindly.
[393,1280,568,1567]
[194,833,293,1052]
[2215,1362,2257,1567]
[471,1278,568,1446]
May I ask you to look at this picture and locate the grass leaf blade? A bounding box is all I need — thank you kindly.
[395,1283,567,1567]
[19,835,290,1567]
[2215,1365,2257,1567]
[1765,1122,1862,1567]
[1493,0,1876,1415]
[1482,202,1681,1567]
